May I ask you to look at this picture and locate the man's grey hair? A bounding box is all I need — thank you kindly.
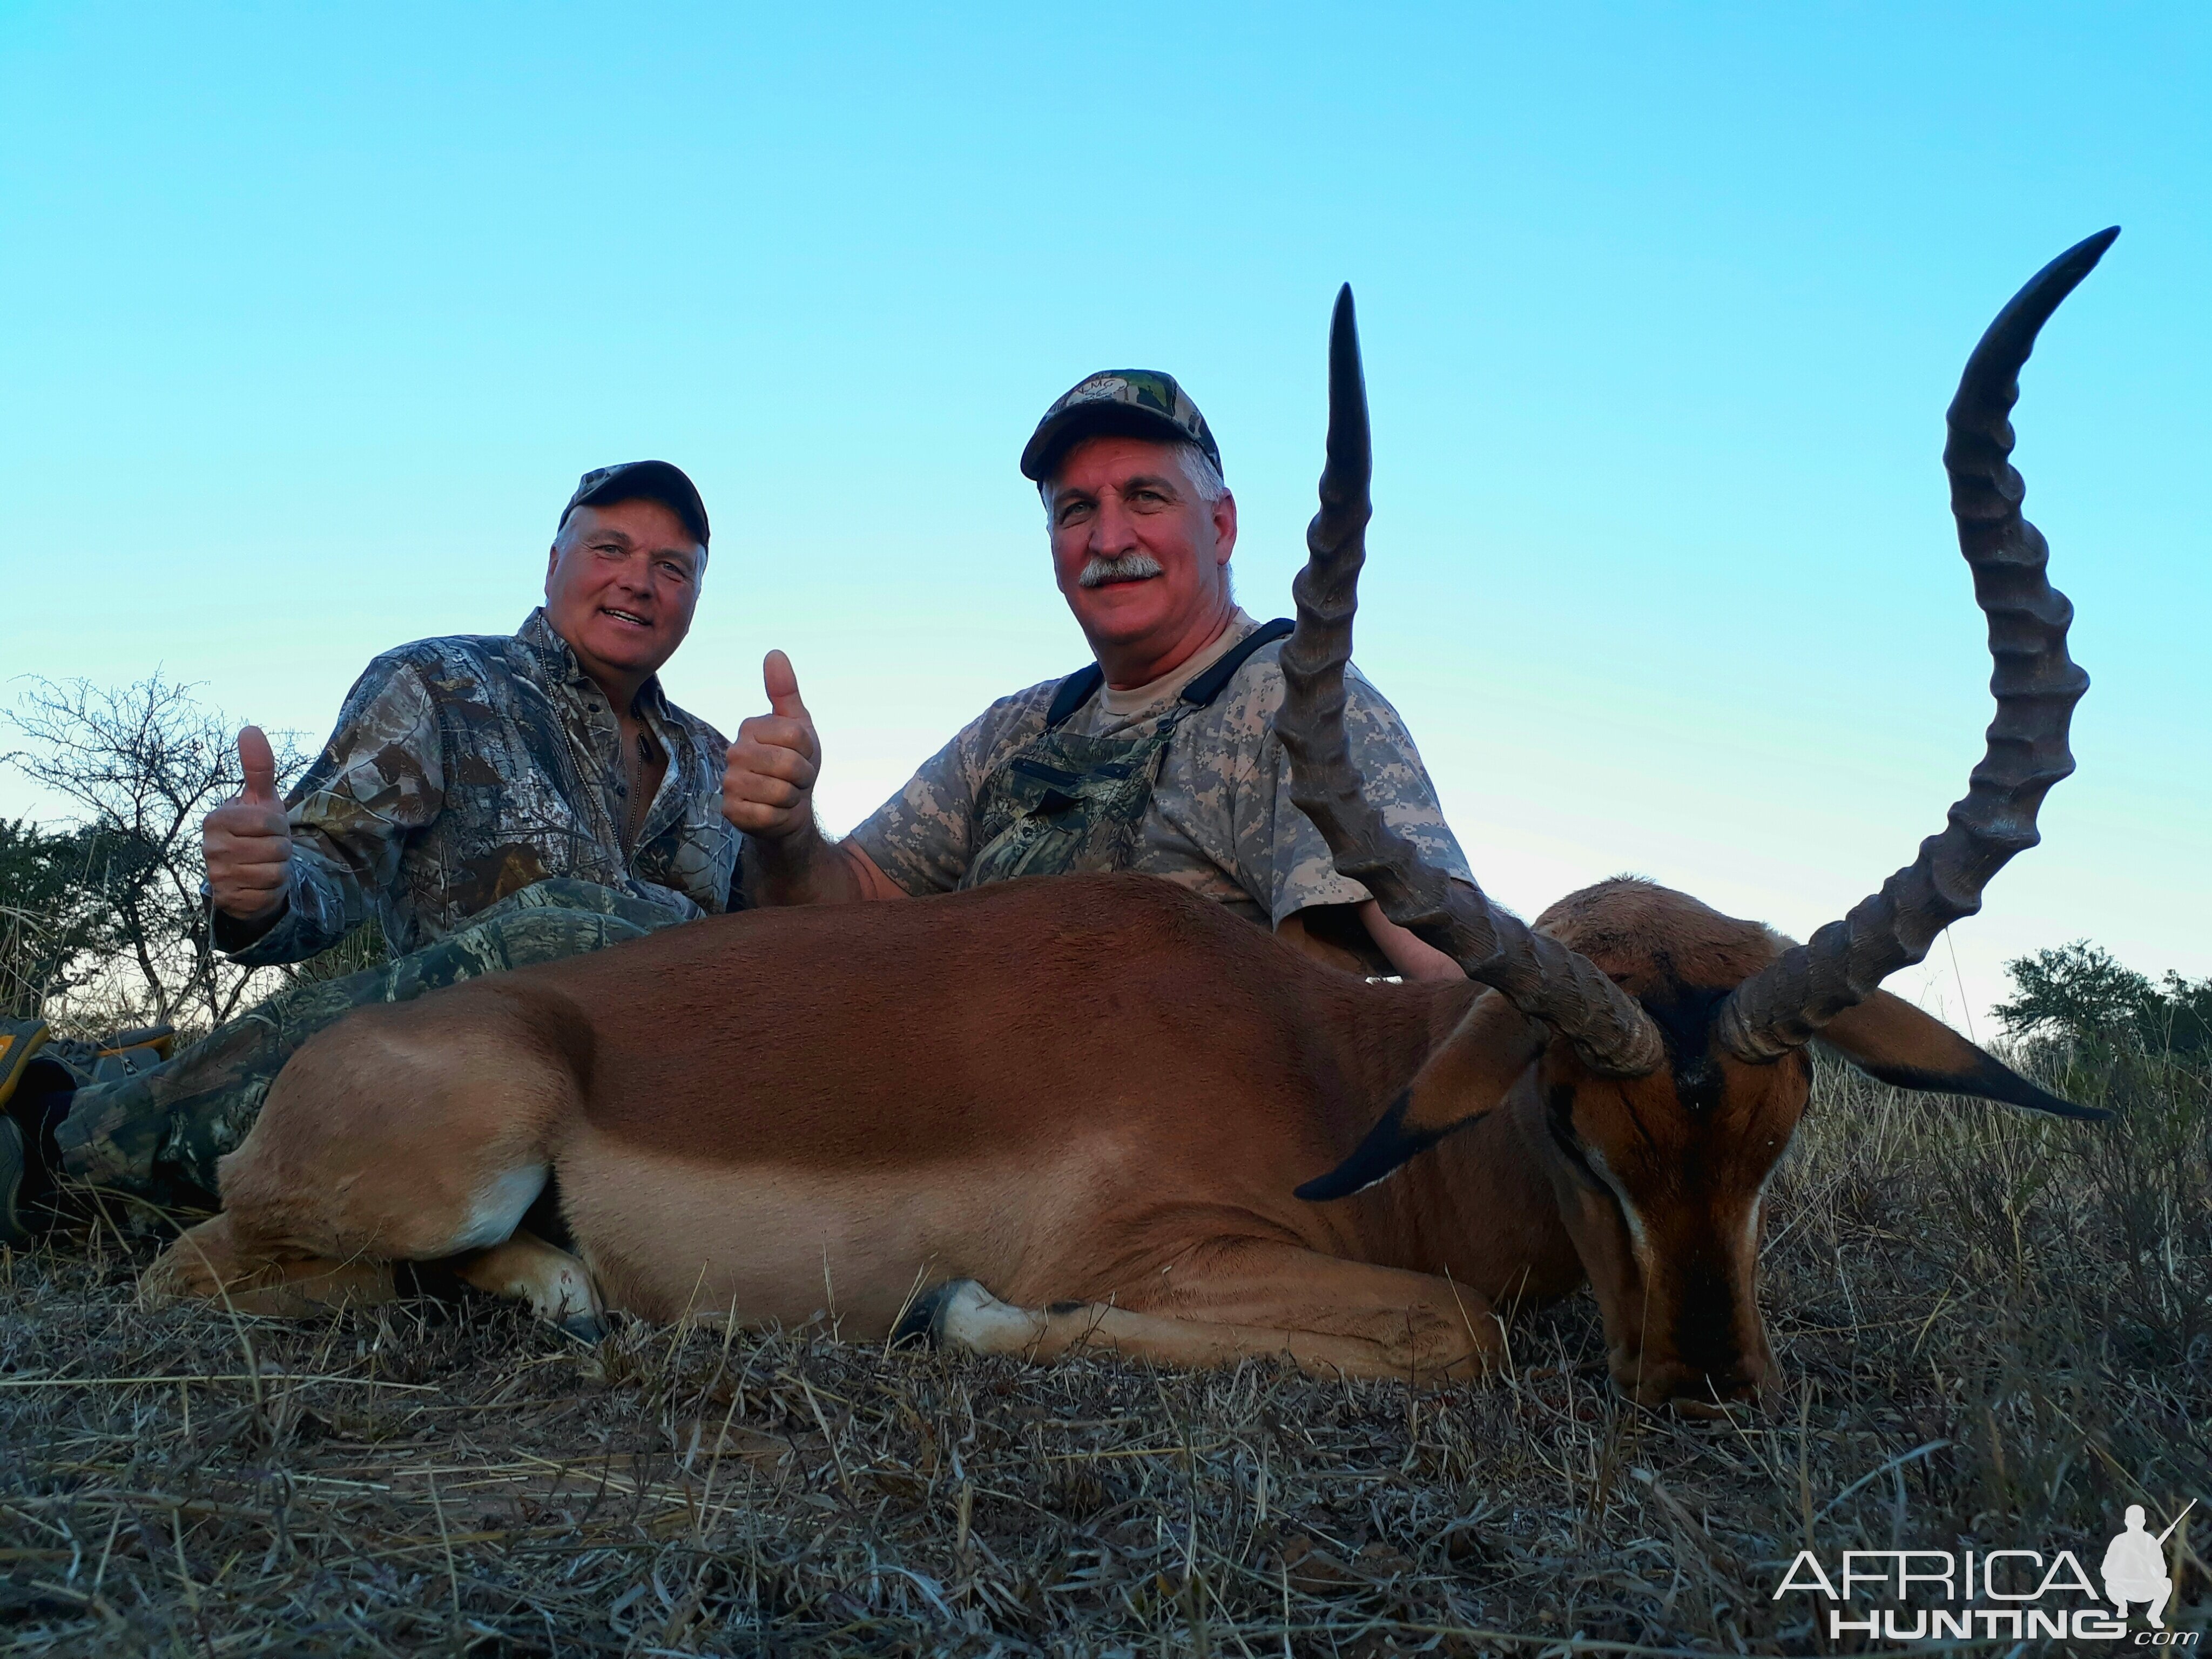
[1040,439,1228,526]
[1168,441,1229,505]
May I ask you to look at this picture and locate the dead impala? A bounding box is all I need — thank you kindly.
[151,231,2117,1409]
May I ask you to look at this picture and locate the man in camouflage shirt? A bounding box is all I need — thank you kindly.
[725,372,1472,979]
[2,461,746,1232]
[208,599,739,963]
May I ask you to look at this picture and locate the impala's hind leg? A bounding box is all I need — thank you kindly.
[146,980,591,1322]
[147,1211,402,1315]
[905,1242,1505,1383]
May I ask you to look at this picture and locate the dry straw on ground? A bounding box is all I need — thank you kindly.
[4,1053,2207,1656]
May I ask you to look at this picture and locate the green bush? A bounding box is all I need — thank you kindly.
[0,818,137,1021]
[1995,940,2212,1067]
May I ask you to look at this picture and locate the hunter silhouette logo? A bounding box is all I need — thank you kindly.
[2106,1501,2193,1629]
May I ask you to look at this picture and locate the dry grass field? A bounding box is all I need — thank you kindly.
[3,1047,2207,1656]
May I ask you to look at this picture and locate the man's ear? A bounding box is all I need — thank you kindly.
[1298,992,1545,1201]
[1816,989,2109,1121]
[1211,489,1238,564]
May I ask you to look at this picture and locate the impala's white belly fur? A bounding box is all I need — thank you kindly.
[455,1162,549,1253]
[551,1125,1128,1333]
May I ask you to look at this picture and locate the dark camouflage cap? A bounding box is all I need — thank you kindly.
[1020,370,1222,483]
[558,460,710,548]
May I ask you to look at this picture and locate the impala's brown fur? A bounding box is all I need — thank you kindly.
[158,875,1518,1361]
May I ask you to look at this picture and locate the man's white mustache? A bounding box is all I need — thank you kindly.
[1077,552,1165,589]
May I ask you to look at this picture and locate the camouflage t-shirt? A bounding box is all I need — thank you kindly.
[848,610,1474,929]
[217,609,744,966]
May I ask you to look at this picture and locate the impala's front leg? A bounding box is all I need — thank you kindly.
[902,1241,1505,1383]
[450,1229,604,1338]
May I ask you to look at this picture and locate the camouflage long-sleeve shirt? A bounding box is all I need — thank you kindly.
[217,609,744,965]
[848,609,1474,929]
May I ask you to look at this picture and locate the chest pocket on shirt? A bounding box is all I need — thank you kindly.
[959,723,1187,890]
[956,617,1296,893]
[955,721,1194,889]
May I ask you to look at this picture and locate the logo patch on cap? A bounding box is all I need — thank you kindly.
[1021,368,1223,481]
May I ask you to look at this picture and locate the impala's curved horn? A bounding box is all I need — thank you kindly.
[1277,285,1664,1077]
[1716,228,2117,1062]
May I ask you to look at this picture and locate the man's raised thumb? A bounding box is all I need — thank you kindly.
[763,650,809,722]
[238,726,280,805]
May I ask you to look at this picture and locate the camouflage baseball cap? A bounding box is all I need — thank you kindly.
[558,460,710,548]
[1019,370,1223,483]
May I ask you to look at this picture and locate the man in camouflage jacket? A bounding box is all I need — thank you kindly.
[724,372,1473,981]
[2,461,747,1232]
[211,605,739,966]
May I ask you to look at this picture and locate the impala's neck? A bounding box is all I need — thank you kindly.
[1392,1098,1585,1304]
[1301,979,1584,1303]
[1309,1013,1593,1309]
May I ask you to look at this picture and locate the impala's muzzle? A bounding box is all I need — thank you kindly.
[1609,1240,1776,1413]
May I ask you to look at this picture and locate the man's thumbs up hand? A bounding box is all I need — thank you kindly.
[238,724,280,805]
[724,651,823,841]
[204,725,294,925]
[764,649,810,723]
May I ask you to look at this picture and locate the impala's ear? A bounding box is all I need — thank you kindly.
[1815,989,2109,1121]
[1297,992,1547,1202]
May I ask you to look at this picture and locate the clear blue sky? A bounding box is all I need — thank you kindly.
[3,4,2205,1029]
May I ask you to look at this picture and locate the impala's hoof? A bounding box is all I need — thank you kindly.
[894,1279,1047,1357]
[892,1279,970,1349]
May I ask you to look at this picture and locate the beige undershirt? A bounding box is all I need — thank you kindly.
[1094,610,1257,720]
